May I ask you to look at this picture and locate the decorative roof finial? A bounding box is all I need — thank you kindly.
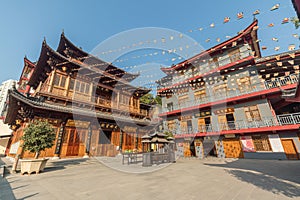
[62,29,65,36]
[43,37,47,45]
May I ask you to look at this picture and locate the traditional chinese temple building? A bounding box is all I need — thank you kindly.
[157,19,300,160]
[17,57,35,95]
[5,33,155,158]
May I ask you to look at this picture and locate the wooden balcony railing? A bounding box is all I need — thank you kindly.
[95,96,111,108]
[38,84,150,117]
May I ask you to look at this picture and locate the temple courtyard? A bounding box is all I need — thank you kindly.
[1,157,300,200]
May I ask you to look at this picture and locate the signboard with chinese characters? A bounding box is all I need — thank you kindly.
[240,136,255,152]
[268,134,284,152]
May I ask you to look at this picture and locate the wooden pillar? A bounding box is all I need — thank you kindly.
[119,130,123,152]
[89,83,93,101]
[65,75,71,97]
[54,122,65,158]
[135,129,139,149]
[123,132,127,151]
[116,92,120,108]
[48,69,56,93]
[84,125,92,157]
[130,97,133,110]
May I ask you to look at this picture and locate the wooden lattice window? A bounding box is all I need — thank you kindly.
[74,80,90,94]
[178,95,188,105]
[181,121,188,131]
[208,57,219,69]
[54,74,67,88]
[237,76,251,92]
[228,48,241,62]
[244,105,261,122]
[194,89,206,101]
[167,120,176,131]
[69,79,75,91]
[252,135,272,151]
[213,84,228,96]
[120,95,130,105]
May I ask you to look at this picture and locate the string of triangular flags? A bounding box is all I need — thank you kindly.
[134,53,300,90]
[94,3,295,59]
[113,32,299,69]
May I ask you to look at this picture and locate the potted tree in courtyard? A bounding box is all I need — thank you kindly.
[20,120,56,175]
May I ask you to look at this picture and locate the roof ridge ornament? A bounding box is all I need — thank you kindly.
[43,37,47,45]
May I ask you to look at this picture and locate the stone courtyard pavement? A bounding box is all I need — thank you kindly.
[0,157,300,200]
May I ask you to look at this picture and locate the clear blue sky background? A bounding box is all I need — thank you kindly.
[0,0,299,84]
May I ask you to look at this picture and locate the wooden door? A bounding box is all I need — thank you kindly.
[181,121,188,133]
[218,115,228,130]
[183,142,191,157]
[198,118,206,132]
[66,129,79,156]
[223,139,244,158]
[281,139,299,160]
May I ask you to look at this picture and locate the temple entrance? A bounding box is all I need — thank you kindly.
[66,129,80,156]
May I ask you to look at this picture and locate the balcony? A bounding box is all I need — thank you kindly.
[264,74,299,89]
[38,84,150,117]
[161,48,252,88]
[162,73,299,113]
[169,113,300,136]
[95,96,111,108]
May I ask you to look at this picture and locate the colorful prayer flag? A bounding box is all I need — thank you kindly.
[253,10,260,15]
[237,12,244,19]
[282,18,289,24]
[270,4,280,11]
[224,17,230,23]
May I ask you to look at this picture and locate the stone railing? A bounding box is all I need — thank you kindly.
[169,113,300,135]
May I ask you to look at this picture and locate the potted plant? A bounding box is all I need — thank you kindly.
[20,120,56,175]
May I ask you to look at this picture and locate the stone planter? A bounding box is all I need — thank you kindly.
[20,158,49,175]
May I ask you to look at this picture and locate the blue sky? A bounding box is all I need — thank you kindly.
[0,0,299,84]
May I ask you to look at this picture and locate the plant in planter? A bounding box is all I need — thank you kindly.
[20,120,56,175]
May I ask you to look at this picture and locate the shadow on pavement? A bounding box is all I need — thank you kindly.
[18,192,39,200]
[0,158,90,199]
[0,177,17,200]
[36,158,91,174]
[205,159,300,198]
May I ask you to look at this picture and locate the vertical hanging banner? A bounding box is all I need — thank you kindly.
[268,134,284,152]
[240,136,255,152]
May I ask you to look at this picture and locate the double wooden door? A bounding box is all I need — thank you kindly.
[66,129,80,156]
[223,139,244,158]
[281,139,299,160]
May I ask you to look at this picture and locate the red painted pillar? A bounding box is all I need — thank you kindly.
[25,85,31,95]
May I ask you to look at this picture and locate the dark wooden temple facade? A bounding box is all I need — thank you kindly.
[5,33,155,158]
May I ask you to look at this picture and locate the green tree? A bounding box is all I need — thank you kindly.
[164,131,174,138]
[291,17,300,29]
[21,120,56,159]
[140,93,154,104]
[140,93,162,105]
[154,95,162,105]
